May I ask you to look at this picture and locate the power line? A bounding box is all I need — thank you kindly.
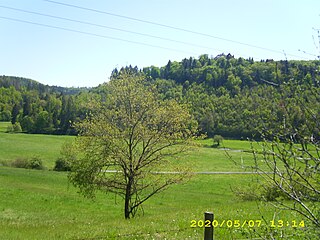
[0,5,225,54]
[0,16,197,55]
[43,0,307,59]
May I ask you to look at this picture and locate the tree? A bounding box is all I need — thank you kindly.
[213,135,224,147]
[65,73,197,219]
[33,110,52,133]
[248,82,320,238]
[11,103,20,124]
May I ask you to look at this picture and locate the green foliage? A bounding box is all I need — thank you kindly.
[20,115,34,132]
[213,134,224,146]
[0,167,310,239]
[13,122,22,132]
[66,73,197,219]
[232,181,287,201]
[2,56,320,139]
[0,110,11,121]
[10,156,44,170]
[0,126,73,168]
[0,76,92,135]
[53,157,71,171]
[28,156,44,170]
[246,83,320,236]
[6,122,22,133]
[10,158,29,168]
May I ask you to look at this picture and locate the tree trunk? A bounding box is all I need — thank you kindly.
[124,176,132,219]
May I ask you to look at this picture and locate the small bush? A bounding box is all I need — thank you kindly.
[53,157,71,171]
[212,135,224,147]
[13,122,22,132]
[262,185,284,201]
[10,156,45,170]
[6,122,22,133]
[6,124,14,133]
[232,183,262,201]
[0,160,9,167]
[11,158,29,168]
[232,182,288,201]
[28,156,44,170]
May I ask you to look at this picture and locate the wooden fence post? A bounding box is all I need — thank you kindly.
[204,212,214,240]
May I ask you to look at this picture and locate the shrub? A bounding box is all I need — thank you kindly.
[0,110,11,121]
[13,122,22,132]
[11,158,29,168]
[231,183,262,201]
[0,160,9,167]
[28,156,44,170]
[232,182,288,201]
[212,134,224,147]
[20,116,34,132]
[6,122,22,133]
[6,124,14,133]
[53,157,71,171]
[10,156,44,170]
[261,184,284,201]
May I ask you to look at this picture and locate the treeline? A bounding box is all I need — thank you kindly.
[113,54,320,139]
[1,54,320,138]
[0,76,95,134]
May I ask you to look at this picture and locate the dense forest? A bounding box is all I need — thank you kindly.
[0,75,92,134]
[1,53,320,138]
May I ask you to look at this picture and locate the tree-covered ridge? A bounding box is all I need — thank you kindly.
[0,75,94,134]
[113,54,320,138]
[0,75,89,94]
[1,54,320,138]
[141,54,320,89]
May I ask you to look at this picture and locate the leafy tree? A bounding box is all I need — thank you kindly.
[20,115,34,132]
[247,83,320,238]
[33,111,49,133]
[64,73,197,219]
[11,103,20,124]
[53,157,71,171]
[213,135,224,147]
[0,110,11,121]
[59,95,76,134]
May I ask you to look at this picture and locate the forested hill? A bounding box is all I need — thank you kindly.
[0,75,93,135]
[1,54,320,138]
[0,75,89,95]
[114,53,320,89]
[112,54,320,139]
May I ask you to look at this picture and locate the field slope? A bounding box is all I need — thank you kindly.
[0,122,309,239]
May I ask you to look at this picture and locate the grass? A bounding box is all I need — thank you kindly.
[0,121,312,239]
[0,122,74,169]
[0,167,308,239]
[0,121,255,171]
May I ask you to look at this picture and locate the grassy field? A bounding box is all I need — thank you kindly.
[0,122,73,169]
[1,167,307,240]
[0,122,256,172]
[0,122,310,239]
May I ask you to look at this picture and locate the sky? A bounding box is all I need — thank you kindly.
[1,0,320,87]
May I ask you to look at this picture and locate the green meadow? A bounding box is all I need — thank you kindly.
[0,122,73,169]
[0,122,309,239]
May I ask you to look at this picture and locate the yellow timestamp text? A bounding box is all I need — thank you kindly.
[190,219,305,228]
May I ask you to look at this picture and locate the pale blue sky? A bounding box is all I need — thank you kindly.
[1,0,320,87]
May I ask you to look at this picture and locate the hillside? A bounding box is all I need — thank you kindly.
[112,55,320,138]
[0,75,89,95]
[1,54,320,138]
